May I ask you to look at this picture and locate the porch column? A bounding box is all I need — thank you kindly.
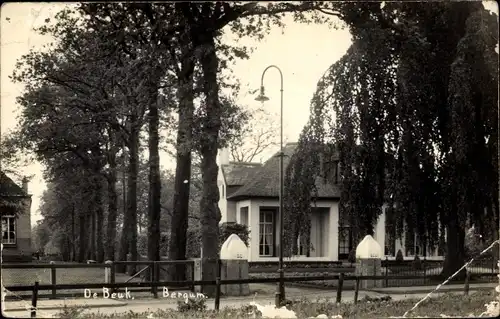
[374,209,386,255]
[330,203,339,261]
[249,202,259,261]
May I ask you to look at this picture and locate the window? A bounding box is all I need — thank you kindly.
[338,227,353,259]
[240,207,248,225]
[1,215,16,244]
[333,160,339,184]
[297,234,309,256]
[384,212,396,256]
[405,231,424,257]
[221,185,225,197]
[338,209,352,259]
[321,156,340,184]
[384,225,396,256]
[259,210,275,256]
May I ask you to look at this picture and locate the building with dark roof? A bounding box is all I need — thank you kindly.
[1,171,33,262]
[217,144,444,262]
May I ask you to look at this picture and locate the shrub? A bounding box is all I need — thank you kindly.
[219,222,250,247]
[55,305,88,319]
[137,233,148,256]
[412,255,422,270]
[186,227,201,258]
[347,249,356,263]
[186,222,250,258]
[395,249,404,262]
[177,297,207,312]
[464,227,493,259]
[53,290,495,318]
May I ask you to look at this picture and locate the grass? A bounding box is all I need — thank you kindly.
[54,290,497,318]
[1,263,147,299]
[1,263,145,286]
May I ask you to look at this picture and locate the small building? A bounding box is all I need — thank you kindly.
[217,143,444,262]
[1,171,33,262]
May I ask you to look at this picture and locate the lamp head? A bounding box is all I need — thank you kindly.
[254,86,270,102]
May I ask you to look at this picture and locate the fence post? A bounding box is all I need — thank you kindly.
[150,262,154,295]
[464,270,470,296]
[104,260,111,284]
[152,262,158,299]
[50,261,56,299]
[336,272,344,304]
[215,259,221,311]
[31,281,38,318]
[191,261,195,292]
[384,256,389,288]
[423,256,427,285]
[354,276,360,304]
[110,261,116,294]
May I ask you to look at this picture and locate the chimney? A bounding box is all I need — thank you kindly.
[22,176,29,194]
[218,148,230,166]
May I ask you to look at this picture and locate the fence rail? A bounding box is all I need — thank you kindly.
[4,272,497,292]
[2,258,498,316]
[3,272,497,317]
[1,260,195,300]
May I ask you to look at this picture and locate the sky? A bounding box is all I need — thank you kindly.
[0,3,352,226]
[1,2,498,227]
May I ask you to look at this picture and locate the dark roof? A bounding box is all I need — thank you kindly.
[0,171,28,197]
[227,143,341,200]
[221,162,262,186]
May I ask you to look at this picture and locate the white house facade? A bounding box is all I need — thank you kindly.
[217,143,444,262]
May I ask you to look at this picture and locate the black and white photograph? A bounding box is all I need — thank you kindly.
[0,1,499,318]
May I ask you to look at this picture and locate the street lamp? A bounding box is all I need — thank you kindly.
[496,56,500,286]
[255,65,285,307]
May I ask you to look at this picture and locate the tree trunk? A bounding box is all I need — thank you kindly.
[147,82,162,279]
[127,123,140,274]
[85,209,93,261]
[78,213,86,263]
[167,46,195,281]
[117,149,130,273]
[106,141,118,261]
[95,177,105,263]
[90,203,96,261]
[440,218,466,280]
[198,35,222,297]
[71,204,76,261]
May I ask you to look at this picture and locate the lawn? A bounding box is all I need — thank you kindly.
[1,264,143,286]
[1,262,146,299]
[249,267,497,290]
[54,290,499,318]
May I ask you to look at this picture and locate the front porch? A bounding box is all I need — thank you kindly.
[234,200,444,262]
[235,199,341,262]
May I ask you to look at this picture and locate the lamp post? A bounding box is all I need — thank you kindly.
[255,65,285,307]
[495,53,500,286]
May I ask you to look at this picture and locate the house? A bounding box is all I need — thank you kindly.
[217,143,444,262]
[1,171,33,262]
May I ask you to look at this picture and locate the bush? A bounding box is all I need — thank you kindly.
[464,227,493,259]
[186,227,201,258]
[177,297,207,312]
[186,222,250,258]
[56,305,88,319]
[219,222,250,247]
[53,290,496,319]
[137,233,148,256]
[395,249,404,262]
[412,255,422,270]
[347,249,356,263]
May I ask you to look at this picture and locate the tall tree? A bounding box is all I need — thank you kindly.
[286,2,498,278]
[7,7,168,266]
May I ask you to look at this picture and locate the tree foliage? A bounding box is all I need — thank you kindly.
[286,2,498,277]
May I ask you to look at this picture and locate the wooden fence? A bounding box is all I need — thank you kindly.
[2,260,497,317]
